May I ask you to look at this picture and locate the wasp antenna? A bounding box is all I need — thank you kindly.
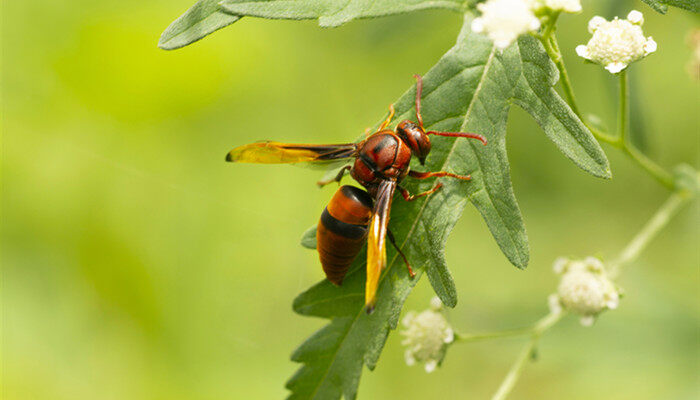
[426,131,488,146]
[413,74,424,128]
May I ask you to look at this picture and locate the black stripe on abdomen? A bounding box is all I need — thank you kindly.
[320,208,367,239]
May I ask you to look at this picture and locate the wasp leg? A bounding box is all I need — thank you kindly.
[378,104,395,131]
[409,170,471,181]
[398,183,443,202]
[387,229,415,278]
[413,74,424,129]
[317,165,351,187]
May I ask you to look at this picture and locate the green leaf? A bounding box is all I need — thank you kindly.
[640,0,669,13]
[219,0,464,27]
[158,0,241,50]
[661,0,699,12]
[287,14,609,400]
[300,226,317,249]
[513,38,611,178]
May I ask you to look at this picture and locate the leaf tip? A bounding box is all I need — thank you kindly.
[291,294,306,315]
[602,166,613,179]
[509,246,530,270]
[157,32,174,51]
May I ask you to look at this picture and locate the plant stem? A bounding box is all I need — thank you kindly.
[491,340,536,400]
[621,145,676,189]
[617,69,628,145]
[456,309,565,344]
[455,328,533,342]
[609,191,691,278]
[538,31,675,189]
[548,34,580,117]
[490,312,564,400]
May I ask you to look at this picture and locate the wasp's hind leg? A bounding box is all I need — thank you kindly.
[398,183,443,201]
[387,229,415,278]
[317,165,351,187]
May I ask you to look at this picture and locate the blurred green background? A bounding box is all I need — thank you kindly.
[3,1,699,399]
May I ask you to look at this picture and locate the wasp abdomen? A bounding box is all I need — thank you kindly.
[316,186,373,285]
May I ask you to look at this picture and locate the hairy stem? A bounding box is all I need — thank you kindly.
[455,311,564,343]
[617,70,628,145]
[490,312,564,400]
[548,34,580,117]
[609,191,692,278]
[491,340,537,400]
[455,328,532,342]
[621,144,675,189]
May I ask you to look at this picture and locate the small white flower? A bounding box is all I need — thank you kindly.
[584,256,605,272]
[644,38,657,55]
[575,44,590,58]
[627,10,644,25]
[587,16,607,33]
[576,10,657,74]
[605,62,627,74]
[548,293,563,314]
[472,0,541,50]
[538,0,582,13]
[401,299,454,372]
[552,257,569,274]
[430,296,444,311]
[551,257,621,326]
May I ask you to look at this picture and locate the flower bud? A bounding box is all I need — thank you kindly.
[549,257,621,326]
[576,10,657,74]
[400,297,454,372]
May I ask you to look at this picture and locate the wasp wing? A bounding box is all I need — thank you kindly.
[365,179,397,313]
[226,141,357,164]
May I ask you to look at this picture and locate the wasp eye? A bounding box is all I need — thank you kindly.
[396,120,431,161]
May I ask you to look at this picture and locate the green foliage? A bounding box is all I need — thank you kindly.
[300,226,317,249]
[219,0,465,27]
[159,0,698,50]
[640,0,669,13]
[641,0,700,13]
[661,0,700,12]
[159,0,240,50]
[159,0,470,49]
[286,14,609,400]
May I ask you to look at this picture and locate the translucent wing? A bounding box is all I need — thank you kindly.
[226,141,357,164]
[365,179,396,313]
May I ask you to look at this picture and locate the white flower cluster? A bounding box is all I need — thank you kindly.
[472,0,541,50]
[400,297,454,372]
[576,10,657,73]
[548,257,621,326]
[471,0,582,50]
